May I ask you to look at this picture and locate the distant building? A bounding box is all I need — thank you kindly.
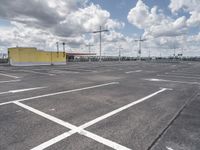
[8,47,67,66]
[8,47,96,66]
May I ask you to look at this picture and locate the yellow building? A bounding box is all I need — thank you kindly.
[8,47,67,66]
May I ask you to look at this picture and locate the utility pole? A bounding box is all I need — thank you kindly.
[62,42,65,52]
[56,42,59,57]
[118,46,123,62]
[92,26,109,62]
[86,44,94,54]
[135,36,146,60]
[86,44,94,62]
[62,42,66,57]
[148,49,151,60]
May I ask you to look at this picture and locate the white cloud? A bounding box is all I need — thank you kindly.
[0,0,124,37]
[0,0,125,54]
[127,0,188,38]
[169,0,200,27]
[145,16,187,38]
[169,0,200,13]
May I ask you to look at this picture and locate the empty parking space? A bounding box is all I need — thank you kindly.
[22,82,163,127]
[0,104,68,150]
[0,61,200,150]
[45,134,114,150]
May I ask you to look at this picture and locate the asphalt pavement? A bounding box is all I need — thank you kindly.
[0,61,199,150]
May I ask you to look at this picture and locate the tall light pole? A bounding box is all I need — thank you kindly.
[135,36,146,60]
[86,44,94,62]
[118,46,123,62]
[148,49,151,60]
[62,42,65,52]
[56,42,59,57]
[62,42,66,58]
[86,44,94,54]
[92,26,109,62]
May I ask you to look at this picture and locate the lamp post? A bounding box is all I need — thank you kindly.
[92,26,109,62]
[135,36,146,60]
[118,46,123,62]
[86,44,94,62]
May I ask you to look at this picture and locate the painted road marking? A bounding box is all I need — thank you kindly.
[31,88,170,150]
[0,80,21,84]
[0,87,46,95]
[51,70,80,74]
[0,82,119,106]
[145,78,200,85]
[157,74,200,80]
[63,68,97,72]
[125,70,142,74]
[18,70,55,76]
[0,73,20,79]
[80,88,170,129]
[14,101,131,150]
[165,72,200,77]
[166,147,174,150]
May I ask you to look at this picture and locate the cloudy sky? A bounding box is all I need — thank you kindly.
[0,0,200,57]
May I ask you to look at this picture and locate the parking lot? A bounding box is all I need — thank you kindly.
[0,61,200,150]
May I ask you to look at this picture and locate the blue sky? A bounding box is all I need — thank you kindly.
[90,0,168,35]
[0,0,173,36]
[91,0,141,36]
[90,0,199,36]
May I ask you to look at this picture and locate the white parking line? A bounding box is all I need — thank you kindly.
[80,88,170,129]
[145,78,200,85]
[166,72,200,77]
[125,70,142,74]
[0,73,20,79]
[18,70,55,76]
[64,68,97,72]
[0,82,119,106]
[51,70,80,74]
[31,130,77,150]
[14,101,131,150]
[0,80,21,84]
[0,87,46,95]
[157,74,200,80]
[31,88,170,150]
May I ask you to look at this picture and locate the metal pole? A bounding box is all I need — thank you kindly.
[89,45,91,62]
[63,42,66,58]
[149,49,151,60]
[119,47,122,62]
[92,26,109,62]
[56,42,59,57]
[139,38,141,60]
[100,26,102,62]
[86,44,94,62]
[63,42,65,52]
[135,36,146,61]
[51,47,53,66]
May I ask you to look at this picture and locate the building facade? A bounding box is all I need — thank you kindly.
[8,47,67,66]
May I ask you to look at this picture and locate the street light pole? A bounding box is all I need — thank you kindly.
[118,46,123,62]
[56,42,59,58]
[86,44,94,54]
[62,42,65,52]
[86,44,94,62]
[135,36,146,60]
[62,42,66,59]
[92,26,109,62]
